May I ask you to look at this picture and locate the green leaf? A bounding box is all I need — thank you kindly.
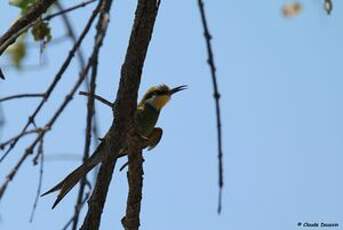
[9,0,38,14]
[31,20,52,43]
[7,36,27,69]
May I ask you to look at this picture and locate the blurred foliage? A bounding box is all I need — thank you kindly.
[281,0,333,18]
[32,19,52,43]
[7,0,52,68]
[9,0,37,14]
[282,2,303,18]
[6,35,27,69]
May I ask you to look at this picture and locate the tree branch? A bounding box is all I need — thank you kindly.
[0,127,47,153]
[79,91,113,108]
[197,0,224,214]
[121,131,144,230]
[29,138,44,222]
[0,2,101,163]
[0,93,45,103]
[45,0,98,21]
[71,1,110,228]
[0,0,58,55]
[0,3,103,200]
[80,0,161,229]
[55,0,102,177]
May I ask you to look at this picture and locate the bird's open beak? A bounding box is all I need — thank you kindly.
[170,85,187,95]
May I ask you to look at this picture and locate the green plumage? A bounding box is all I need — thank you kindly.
[41,84,186,209]
[135,103,160,137]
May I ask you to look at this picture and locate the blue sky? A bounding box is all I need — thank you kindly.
[0,0,343,229]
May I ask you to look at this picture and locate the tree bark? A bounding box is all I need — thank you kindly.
[80,0,161,229]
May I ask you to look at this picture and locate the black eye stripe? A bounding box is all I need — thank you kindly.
[143,86,170,101]
[145,92,156,100]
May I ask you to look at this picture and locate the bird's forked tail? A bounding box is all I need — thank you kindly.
[41,150,102,209]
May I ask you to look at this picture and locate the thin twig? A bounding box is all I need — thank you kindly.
[79,91,113,107]
[0,3,101,163]
[0,4,103,200]
[0,0,97,54]
[0,93,45,103]
[197,0,224,214]
[55,1,101,155]
[44,0,97,21]
[61,192,90,230]
[0,128,46,154]
[54,2,86,73]
[29,139,44,222]
[0,47,93,201]
[71,3,108,227]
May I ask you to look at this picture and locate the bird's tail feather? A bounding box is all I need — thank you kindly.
[41,146,103,209]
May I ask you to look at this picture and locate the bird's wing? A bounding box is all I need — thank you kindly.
[119,127,163,172]
[147,127,163,151]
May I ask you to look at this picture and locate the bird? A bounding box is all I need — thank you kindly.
[41,84,187,209]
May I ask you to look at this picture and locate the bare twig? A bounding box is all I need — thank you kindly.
[71,3,108,228]
[79,91,113,107]
[0,3,101,163]
[80,0,161,229]
[0,127,46,155]
[55,0,101,155]
[0,4,103,200]
[197,0,224,214]
[44,0,98,21]
[29,139,44,222]
[0,93,45,103]
[61,191,90,230]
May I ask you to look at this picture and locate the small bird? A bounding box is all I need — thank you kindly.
[41,84,187,208]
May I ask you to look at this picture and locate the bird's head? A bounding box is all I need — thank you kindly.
[140,84,187,110]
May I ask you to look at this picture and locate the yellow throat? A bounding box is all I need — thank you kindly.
[151,95,170,110]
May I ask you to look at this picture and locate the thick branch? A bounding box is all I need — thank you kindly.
[80,0,161,229]
[121,131,144,230]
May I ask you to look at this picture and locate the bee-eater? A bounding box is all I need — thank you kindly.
[41,84,187,208]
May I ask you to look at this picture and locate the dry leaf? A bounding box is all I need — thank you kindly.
[282,2,303,18]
